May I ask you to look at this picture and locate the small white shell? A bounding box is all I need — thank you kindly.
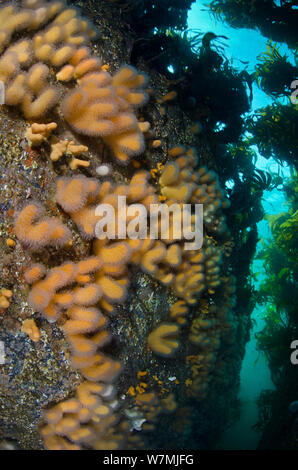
[96,164,111,177]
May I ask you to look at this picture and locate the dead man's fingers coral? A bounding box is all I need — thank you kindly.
[140,241,167,275]
[0,288,13,309]
[21,318,40,342]
[24,263,46,284]
[170,300,189,325]
[50,139,89,164]
[22,86,60,120]
[55,175,99,213]
[94,274,128,304]
[77,381,115,410]
[25,122,57,147]
[62,306,106,335]
[0,1,97,119]
[80,353,122,383]
[147,323,181,357]
[14,202,71,249]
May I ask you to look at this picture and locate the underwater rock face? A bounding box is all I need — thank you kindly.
[0,0,252,450]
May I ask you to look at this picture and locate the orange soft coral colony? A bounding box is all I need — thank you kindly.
[14,202,71,249]
[21,245,122,448]
[149,145,232,304]
[147,323,180,357]
[54,170,157,242]
[18,150,228,448]
[0,1,97,119]
[24,255,123,449]
[50,140,89,168]
[62,65,148,165]
[24,263,46,284]
[159,146,230,235]
[0,288,13,309]
[26,258,105,321]
[0,1,149,167]
[53,171,162,312]
[170,300,189,325]
[21,318,40,342]
[185,301,225,400]
[53,168,225,307]
[25,122,57,147]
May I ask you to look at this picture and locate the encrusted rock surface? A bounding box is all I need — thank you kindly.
[0,0,251,450]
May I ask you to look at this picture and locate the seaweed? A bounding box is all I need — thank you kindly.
[209,0,298,49]
[254,174,298,449]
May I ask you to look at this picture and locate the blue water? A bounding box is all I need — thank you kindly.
[188,2,291,449]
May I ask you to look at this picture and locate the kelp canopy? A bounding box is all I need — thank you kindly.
[209,0,298,48]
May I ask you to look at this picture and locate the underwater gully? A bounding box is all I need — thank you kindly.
[0,0,296,453]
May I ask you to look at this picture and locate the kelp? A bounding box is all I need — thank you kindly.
[247,103,298,169]
[255,41,298,98]
[254,174,298,448]
[107,0,196,34]
[209,0,298,49]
